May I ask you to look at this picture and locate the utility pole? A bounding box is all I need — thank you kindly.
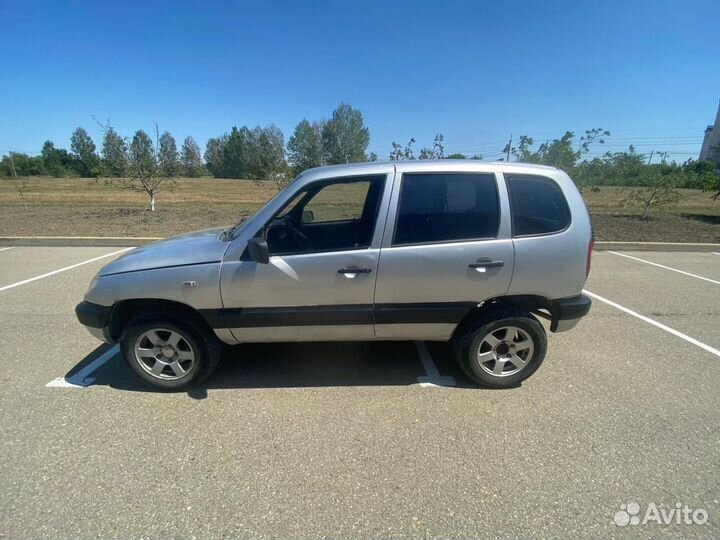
[647,150,654,165]
[8,152,28,211]
[8,152,18,177]
[505,134,512,162]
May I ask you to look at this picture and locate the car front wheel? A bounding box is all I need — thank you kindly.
[120,313,221,391]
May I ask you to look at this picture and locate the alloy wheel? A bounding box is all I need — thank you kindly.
[476,326,534,377]
[133,328,196,380]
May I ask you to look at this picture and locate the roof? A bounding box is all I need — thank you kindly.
[301,159,559,178]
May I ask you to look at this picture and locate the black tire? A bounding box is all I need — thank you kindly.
[119,312,221,391]
[454,310,547,388]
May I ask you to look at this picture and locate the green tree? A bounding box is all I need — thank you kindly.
[249,125,287,188]
[101,126,128,177]
[70,127,100,177]
[221,126,253,178]
[577,128,610,158]
[204,135,228,177]
[157,131,180,176]
[536,132,577,170]
[0,152,44,176]
[503,129,609,171]
[686,158,720,198]
[41,141,76,177]
[624,163,682,219]
[123,128,175,211]
[181,136,205,177]
[321,102,370,164]
[287,119,324,174]
[419,134,445,160]
[706,173,720,200]
[389,138,416,160]
[503,135,535,162]
[128,130,155,173]
[390,135,460,160]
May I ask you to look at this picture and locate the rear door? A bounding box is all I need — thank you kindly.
[373,169,514,340]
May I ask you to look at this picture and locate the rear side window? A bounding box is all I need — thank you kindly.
[394,173,499,245]
[506,174,571,236]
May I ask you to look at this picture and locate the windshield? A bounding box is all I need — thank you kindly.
[228,175,302,239]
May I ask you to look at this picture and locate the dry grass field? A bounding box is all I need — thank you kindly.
[1,177,718,241]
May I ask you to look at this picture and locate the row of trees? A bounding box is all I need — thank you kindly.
[203,102,371,181]
[2,107,718,216]
[0,102,372,182]
[1,126,206,180]
[493,128,719,217]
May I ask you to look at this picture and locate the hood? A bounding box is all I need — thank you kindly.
[99,228,230,276]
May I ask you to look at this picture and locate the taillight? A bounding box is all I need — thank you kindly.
[586,236,594,277]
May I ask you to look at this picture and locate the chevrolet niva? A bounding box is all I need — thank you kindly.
[77,161,592,390]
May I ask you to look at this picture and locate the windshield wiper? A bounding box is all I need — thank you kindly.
[222,215,250,240]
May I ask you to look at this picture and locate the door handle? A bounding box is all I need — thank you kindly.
[338,267,372,278]
[469,260,504,272]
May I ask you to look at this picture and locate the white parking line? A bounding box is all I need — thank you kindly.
[415,341,456,387]
[0,247,14,252]
[607,251,720,285]
[713,252,720,256]
[0,248,133,293]
[46,345,119,388]
[583,289,720,358]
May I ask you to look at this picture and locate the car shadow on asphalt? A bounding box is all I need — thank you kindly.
[63,340,473,398]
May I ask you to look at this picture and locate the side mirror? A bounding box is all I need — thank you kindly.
[246,238,270,264]
[301,210,315,224]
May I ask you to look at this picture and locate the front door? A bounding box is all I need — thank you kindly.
[373,169,514,340]
[219,173,391,342]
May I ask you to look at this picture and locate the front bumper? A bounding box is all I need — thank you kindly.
[75,301,113,342]
[549,294,592,332]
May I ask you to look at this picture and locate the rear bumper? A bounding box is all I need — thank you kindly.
[549,294,591,332]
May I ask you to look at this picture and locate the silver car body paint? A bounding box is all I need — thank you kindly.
[81,160,592,345]
[99,228,230,276]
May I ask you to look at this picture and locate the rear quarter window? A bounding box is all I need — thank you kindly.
[506,174,571,236]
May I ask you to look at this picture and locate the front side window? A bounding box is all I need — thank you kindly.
[264,175,385,255]
[303,181,371,223]
[506,174,571,236]
[393,173,499,246]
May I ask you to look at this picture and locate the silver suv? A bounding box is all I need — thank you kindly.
[76,161,592,390]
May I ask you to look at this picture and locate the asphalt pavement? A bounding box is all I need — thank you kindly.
[0,246,718,539]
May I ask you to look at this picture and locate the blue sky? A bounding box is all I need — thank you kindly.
[1,0,718,162]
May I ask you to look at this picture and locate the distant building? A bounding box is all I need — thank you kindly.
[699,100,720,165]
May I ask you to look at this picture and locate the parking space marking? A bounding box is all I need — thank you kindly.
[0,248,133,293]
[607,250,720,285]
[415,341,456,387]
[583,289,720,358]
[0,247,14,252]
[46,345,119,388]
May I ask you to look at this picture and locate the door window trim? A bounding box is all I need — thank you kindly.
[390,171,501,247]
[252,173,388,258]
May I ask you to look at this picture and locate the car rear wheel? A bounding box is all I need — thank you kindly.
[455,312,547,388]
[120,313,221,391]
